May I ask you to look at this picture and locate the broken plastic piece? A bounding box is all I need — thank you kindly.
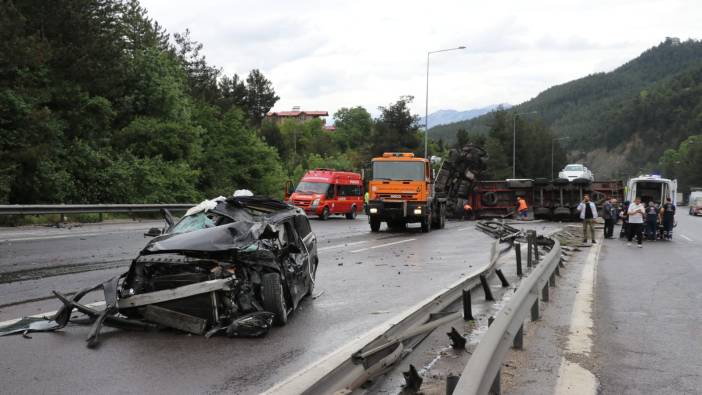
[0,317,60,337]
[402,364,423,392]
[447,327,467,349]
[226,312,275,338]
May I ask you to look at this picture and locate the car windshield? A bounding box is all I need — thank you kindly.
[170,212,216,234]
[295,182,329,194]
[373,161,424,180]
[565,165,583,171]
[694,197,702,205]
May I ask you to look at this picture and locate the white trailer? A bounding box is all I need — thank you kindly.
[626,175,678,206]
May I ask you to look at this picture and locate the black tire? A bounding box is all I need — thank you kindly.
[370,217,381,232]
[481,191,498,206]
[319,206,330,220]
[421,214,430,233]
[262,273,288,326]
[346,206,357,219]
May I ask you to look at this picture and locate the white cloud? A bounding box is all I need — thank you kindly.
[141,0,702,119]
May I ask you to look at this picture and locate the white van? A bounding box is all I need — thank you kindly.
[626,175,677,206]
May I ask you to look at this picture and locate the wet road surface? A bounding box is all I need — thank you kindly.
[593,212,702,394]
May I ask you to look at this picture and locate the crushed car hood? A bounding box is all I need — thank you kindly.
[144,220,276,254]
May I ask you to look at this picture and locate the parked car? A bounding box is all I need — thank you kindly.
[558,164,594,182]
[690,197,702,216]
[30,196,319,347]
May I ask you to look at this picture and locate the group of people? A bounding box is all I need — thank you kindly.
[581,195,676,247]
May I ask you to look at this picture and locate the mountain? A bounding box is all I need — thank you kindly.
[420,104,510,129]
[428,38,702,179]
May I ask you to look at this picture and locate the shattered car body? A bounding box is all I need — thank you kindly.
[3,196,318,347]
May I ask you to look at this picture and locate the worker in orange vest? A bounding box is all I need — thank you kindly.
[517,196,528,220]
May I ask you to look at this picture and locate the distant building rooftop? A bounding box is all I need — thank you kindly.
[266,107,329,120]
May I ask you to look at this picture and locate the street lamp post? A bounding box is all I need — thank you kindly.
[425,46,466,159]
[512,111,538,178]
[551,136,570,179]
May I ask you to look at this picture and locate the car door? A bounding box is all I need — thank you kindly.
[282,219,313,307]
[294,214,317,291]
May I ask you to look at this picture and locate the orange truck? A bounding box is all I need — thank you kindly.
[367,152,446,232]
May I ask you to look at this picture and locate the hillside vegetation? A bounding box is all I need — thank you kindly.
[429,38,702,183]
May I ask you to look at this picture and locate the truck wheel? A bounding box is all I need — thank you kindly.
[262,273,288,326]
[346,206,357,219]
[421,214,431,233]
[319,206,330,220]
[370,217,381,232]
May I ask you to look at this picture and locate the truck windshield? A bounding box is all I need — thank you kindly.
[373,161,424,180]
[295,182,329,194]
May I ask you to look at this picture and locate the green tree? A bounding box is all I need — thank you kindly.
[245,69,279,126]
[333,106,372,150]
[368,96,421,157]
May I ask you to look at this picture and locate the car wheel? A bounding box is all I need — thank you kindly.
[319,206,330,220]
[346,206,357,219]
[370,217,381,232]
[262,273,288,326]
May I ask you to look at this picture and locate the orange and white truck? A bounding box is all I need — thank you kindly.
[367,153,446,232]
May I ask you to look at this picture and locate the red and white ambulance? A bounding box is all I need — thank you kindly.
[287,169,364,220]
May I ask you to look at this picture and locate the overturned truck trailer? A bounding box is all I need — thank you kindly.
[469,178,625,220]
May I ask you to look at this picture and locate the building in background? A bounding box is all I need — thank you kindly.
[266,106,329,124]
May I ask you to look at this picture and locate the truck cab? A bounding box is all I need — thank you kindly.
[367,153,446,232]
[288,169,363,220]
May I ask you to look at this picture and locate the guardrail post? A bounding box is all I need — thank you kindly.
[555,265,560,276]
[531,298,540,321]
[515,243,523,277]
[480,274,494,301]
[559,257,566,268]
[462,289,474,321]
[527,238,533,268]
[542,283,549,302]
[550,271,556,287]
[446,374,459,395]
[513,324,524,350]
[487,316,501,394]
[495,269,509,287]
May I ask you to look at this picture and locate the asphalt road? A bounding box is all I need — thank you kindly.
[593,212,702,394]
[0,215,496,394]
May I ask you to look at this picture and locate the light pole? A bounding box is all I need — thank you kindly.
[551,136,570,179]
[425,46,466,158]
[512,111,538,178]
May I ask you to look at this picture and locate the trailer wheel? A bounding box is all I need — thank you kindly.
[345,205,357,219]
[370,217,381,232]
[262,273,288,326]
[481,191,498,206]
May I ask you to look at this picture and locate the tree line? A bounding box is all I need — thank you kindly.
[0,0,433,204]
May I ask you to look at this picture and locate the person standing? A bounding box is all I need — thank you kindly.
[602,197,617,238]
[577,194,598,244]
[516,196,528,220]
[659,197,676,240]
[627,197,645,247]
[619,200,630,239]
[645,201,659,240]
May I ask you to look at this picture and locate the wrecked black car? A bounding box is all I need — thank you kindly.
[2,196,318,346]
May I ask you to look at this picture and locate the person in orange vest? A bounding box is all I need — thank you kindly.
[517,196,528,220]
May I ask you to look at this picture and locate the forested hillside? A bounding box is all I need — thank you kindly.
[0,0,427,204]
[428,38,702,183]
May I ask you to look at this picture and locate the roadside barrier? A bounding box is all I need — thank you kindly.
[266,221,560,395]
[0,204,194,216]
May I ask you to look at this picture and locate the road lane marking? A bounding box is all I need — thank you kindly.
[318,240,368,251]
[0,233,105,243]
[680,234,693,242]
[457,227,469,231]
[351,238,416,253]
[0,301,106,327]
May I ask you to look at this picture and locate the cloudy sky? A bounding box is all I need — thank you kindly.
[141,0,700,118]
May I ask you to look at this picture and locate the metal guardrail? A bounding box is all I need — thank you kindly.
[265,236,517,395]
[453,237,562,394]
[0,204,194,215]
